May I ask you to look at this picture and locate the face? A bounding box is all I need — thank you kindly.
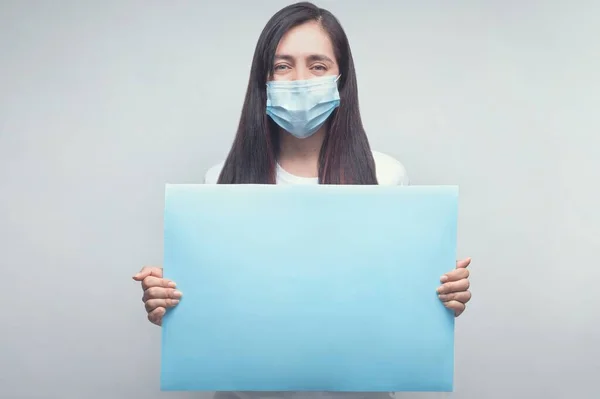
[271,21,339,81]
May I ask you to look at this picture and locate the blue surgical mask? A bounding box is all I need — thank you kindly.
[266,75,341,139]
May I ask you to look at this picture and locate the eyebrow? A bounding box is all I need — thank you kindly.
[274,54,334,63]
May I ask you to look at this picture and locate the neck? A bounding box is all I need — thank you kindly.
[277,126,326,178]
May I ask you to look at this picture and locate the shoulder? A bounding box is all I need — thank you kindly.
[203,161,225,184]
[372,150,409,186]
[202,151,409,185]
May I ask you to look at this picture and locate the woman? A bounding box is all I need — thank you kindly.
[134,1,471,397]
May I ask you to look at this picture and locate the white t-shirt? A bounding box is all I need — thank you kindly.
[202,151,451,399]
[204,151,409,186]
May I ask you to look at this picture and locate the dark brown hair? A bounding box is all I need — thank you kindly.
[218,2,377,184]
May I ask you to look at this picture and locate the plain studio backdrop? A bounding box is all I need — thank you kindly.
[0,1,598,398]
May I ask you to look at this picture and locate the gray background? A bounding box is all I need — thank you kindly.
[1,0,598,398]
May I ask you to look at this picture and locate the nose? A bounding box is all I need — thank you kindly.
[292,67,311,81]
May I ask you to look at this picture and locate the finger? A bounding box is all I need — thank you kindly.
[133,266,163,281]
[145,298,180,313]
[456,257,471,269]
[148,307,166,326]
[142,287,182,302]
[438,290,472,304]
[443,300,466,316]
[437,278,470,294]
[141,276,176,291]
[440,268,469,283]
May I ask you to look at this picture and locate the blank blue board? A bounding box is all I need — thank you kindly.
[161,184,458,392]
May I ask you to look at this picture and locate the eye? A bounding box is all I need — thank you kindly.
[274,64,290,71]
[311,64,327,71]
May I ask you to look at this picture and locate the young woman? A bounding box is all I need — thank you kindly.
[134,2,471,398]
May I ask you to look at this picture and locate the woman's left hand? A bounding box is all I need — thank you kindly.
[437,257,472,317]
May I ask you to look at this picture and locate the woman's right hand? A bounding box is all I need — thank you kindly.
[132,266,182,326]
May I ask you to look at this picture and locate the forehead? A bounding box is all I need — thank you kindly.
[275,21,334,57]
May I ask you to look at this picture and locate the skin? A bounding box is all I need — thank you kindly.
[133,21,472,326]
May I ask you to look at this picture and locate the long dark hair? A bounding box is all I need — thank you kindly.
[217,2,377,185]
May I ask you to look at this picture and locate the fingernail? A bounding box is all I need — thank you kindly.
[133,273,140,279]
[440,275,448,282]
[172,299,180,304]
[173,290,182,298]
[167,281,176,288]
[436,286,443,294]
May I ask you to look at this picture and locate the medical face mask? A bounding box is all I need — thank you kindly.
[266,75,341,139]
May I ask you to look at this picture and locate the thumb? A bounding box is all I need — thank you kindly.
[456,257,472,269]
[132,266,163,281]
